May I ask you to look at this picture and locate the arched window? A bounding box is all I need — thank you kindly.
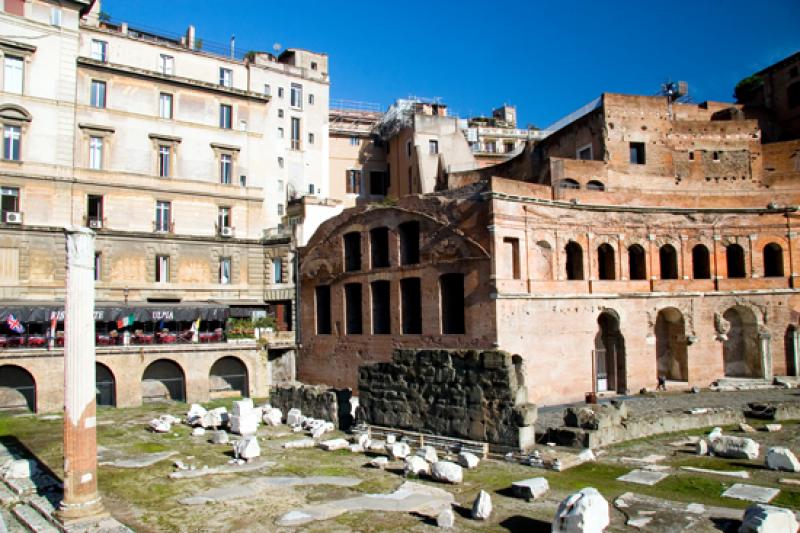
[565,241,584,280]
[597,243,615,280]
[726,243,746,278]
[559,179,580,190]
[763,243,784,277]
[692,244,711,279]
[628,244,646,280]
[586,180,605,191]
[659,244,678,280]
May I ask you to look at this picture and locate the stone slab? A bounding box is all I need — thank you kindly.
[98,451,176,469]
[722,483,779,503]
[680,466,749,479]
[617,469,669,486]
[11,504,58,533]
[275,480,454,527]
[180,476,362,505]
[169,460,275,479]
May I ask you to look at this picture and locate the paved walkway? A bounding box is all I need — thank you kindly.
[535,387,800,431]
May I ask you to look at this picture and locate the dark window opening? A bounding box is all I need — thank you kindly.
[315,286,331,334]
[692,244,711,279]
[597,243,615,280]
[344,283,362,335]
[504,237,521,279]
[343,232,361,272]
[559,178,580,190]
[726,243,746,278]
[440,273,465,334]
[401,277,422,334]
[371,280,390,334]
[370,227,390,268]
[370,171,388,196]
[399,221,420,265]
[630,142,646,165]
[659,244,678,279]
[763,243,784,277]
[628,244,646,280]
[87,194,103,225]
[586,180,605,191]
[788,82,800,109]
[565,241,584,280]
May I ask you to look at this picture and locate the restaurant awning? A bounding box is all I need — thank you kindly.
[0,302,230,323]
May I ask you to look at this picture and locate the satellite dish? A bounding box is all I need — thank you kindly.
[273,43,282,53]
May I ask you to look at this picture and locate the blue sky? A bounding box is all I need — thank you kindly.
[102,0,799,129]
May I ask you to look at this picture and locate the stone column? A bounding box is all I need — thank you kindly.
[58,228,106,522]
[759,330,773,382]
[792,328,800,377]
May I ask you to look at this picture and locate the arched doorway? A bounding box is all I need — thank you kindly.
[722,306,761,378]
[142,359,186,402]
[655,308,688,382]
[209,356,249,398]
[0,365,35,411]
[594,311,627,393]
[96,362,116,407]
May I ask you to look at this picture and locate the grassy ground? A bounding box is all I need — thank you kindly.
[1,402,798,532]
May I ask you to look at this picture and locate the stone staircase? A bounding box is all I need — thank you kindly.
[0,475,62,533]
[712,377,776,391]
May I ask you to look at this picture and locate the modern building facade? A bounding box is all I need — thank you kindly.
[0,0,329,412]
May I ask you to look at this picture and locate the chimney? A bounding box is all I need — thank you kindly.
[186,25,196,50]
[120,22,128,35]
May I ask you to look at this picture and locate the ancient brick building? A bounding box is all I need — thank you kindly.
[298,91,800,406]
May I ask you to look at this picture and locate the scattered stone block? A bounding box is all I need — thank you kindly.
[348,444,364,453]
[369,457,388,469]
[577,449,596,462]
[262,408,283,426]
[230,414,259,436]
[696,440,708,455]
[283,438,316,449]
[186,404,207,425]
[367,440,386,453]
[471,490,492,520]
[286,408,304,427]
[512,477,549,500]
[708,427,723,440]
[687,408,708,415]
[319,438,349,451]
[404,455,430,477]
[722,483,779,504]
[739,503,798,532]
[386,434,396,445]
[233,436,260,461]
[191,427,205,437]
[354,433,371,449]
[458,452,480,469]
[779,478,800,486]
[765,447,800,472]
[233,398,254,417]
[764,424,782,432]
[389,442,411,460]
[552,487,609,533]
[212,430,229,444]
[616,469,669,486]
[148,418,171,433]
[710,436,760,460]
[430,461,463,484]
[417,445,438,464]
[739,423,757,433]
[436,508,454,528]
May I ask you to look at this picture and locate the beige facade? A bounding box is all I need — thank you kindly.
[0,0,331,411]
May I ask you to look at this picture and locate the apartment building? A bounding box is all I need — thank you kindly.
[0,0,329,412]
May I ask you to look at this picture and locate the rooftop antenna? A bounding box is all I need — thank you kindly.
[659,79,689,119]
[273,42,282,56]
[230,34,235,59]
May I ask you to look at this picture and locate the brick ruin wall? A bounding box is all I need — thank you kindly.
[357,349,537,449]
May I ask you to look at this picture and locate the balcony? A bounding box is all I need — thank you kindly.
[290,139,302,151]
[153,221,174,233]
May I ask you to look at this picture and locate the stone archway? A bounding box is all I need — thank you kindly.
[209,356,249,398]
[655,308,688,382]
[142,359,186,402]
[595,310,627,393]
[722,306,761,378]
[0,365,35,412]
[96,362,116,407]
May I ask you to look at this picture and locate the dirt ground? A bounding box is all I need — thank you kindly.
[0,394,799,532]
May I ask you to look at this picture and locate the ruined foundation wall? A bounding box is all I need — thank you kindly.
[357,349,537,449]
[269,382,353,429]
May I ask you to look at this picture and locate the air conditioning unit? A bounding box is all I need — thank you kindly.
[220,227,234,237]
[5,212,21,224]
[88,219,103,229]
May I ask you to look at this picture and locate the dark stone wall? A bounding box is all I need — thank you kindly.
[270,382,353,429]
[357,349,536,448]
